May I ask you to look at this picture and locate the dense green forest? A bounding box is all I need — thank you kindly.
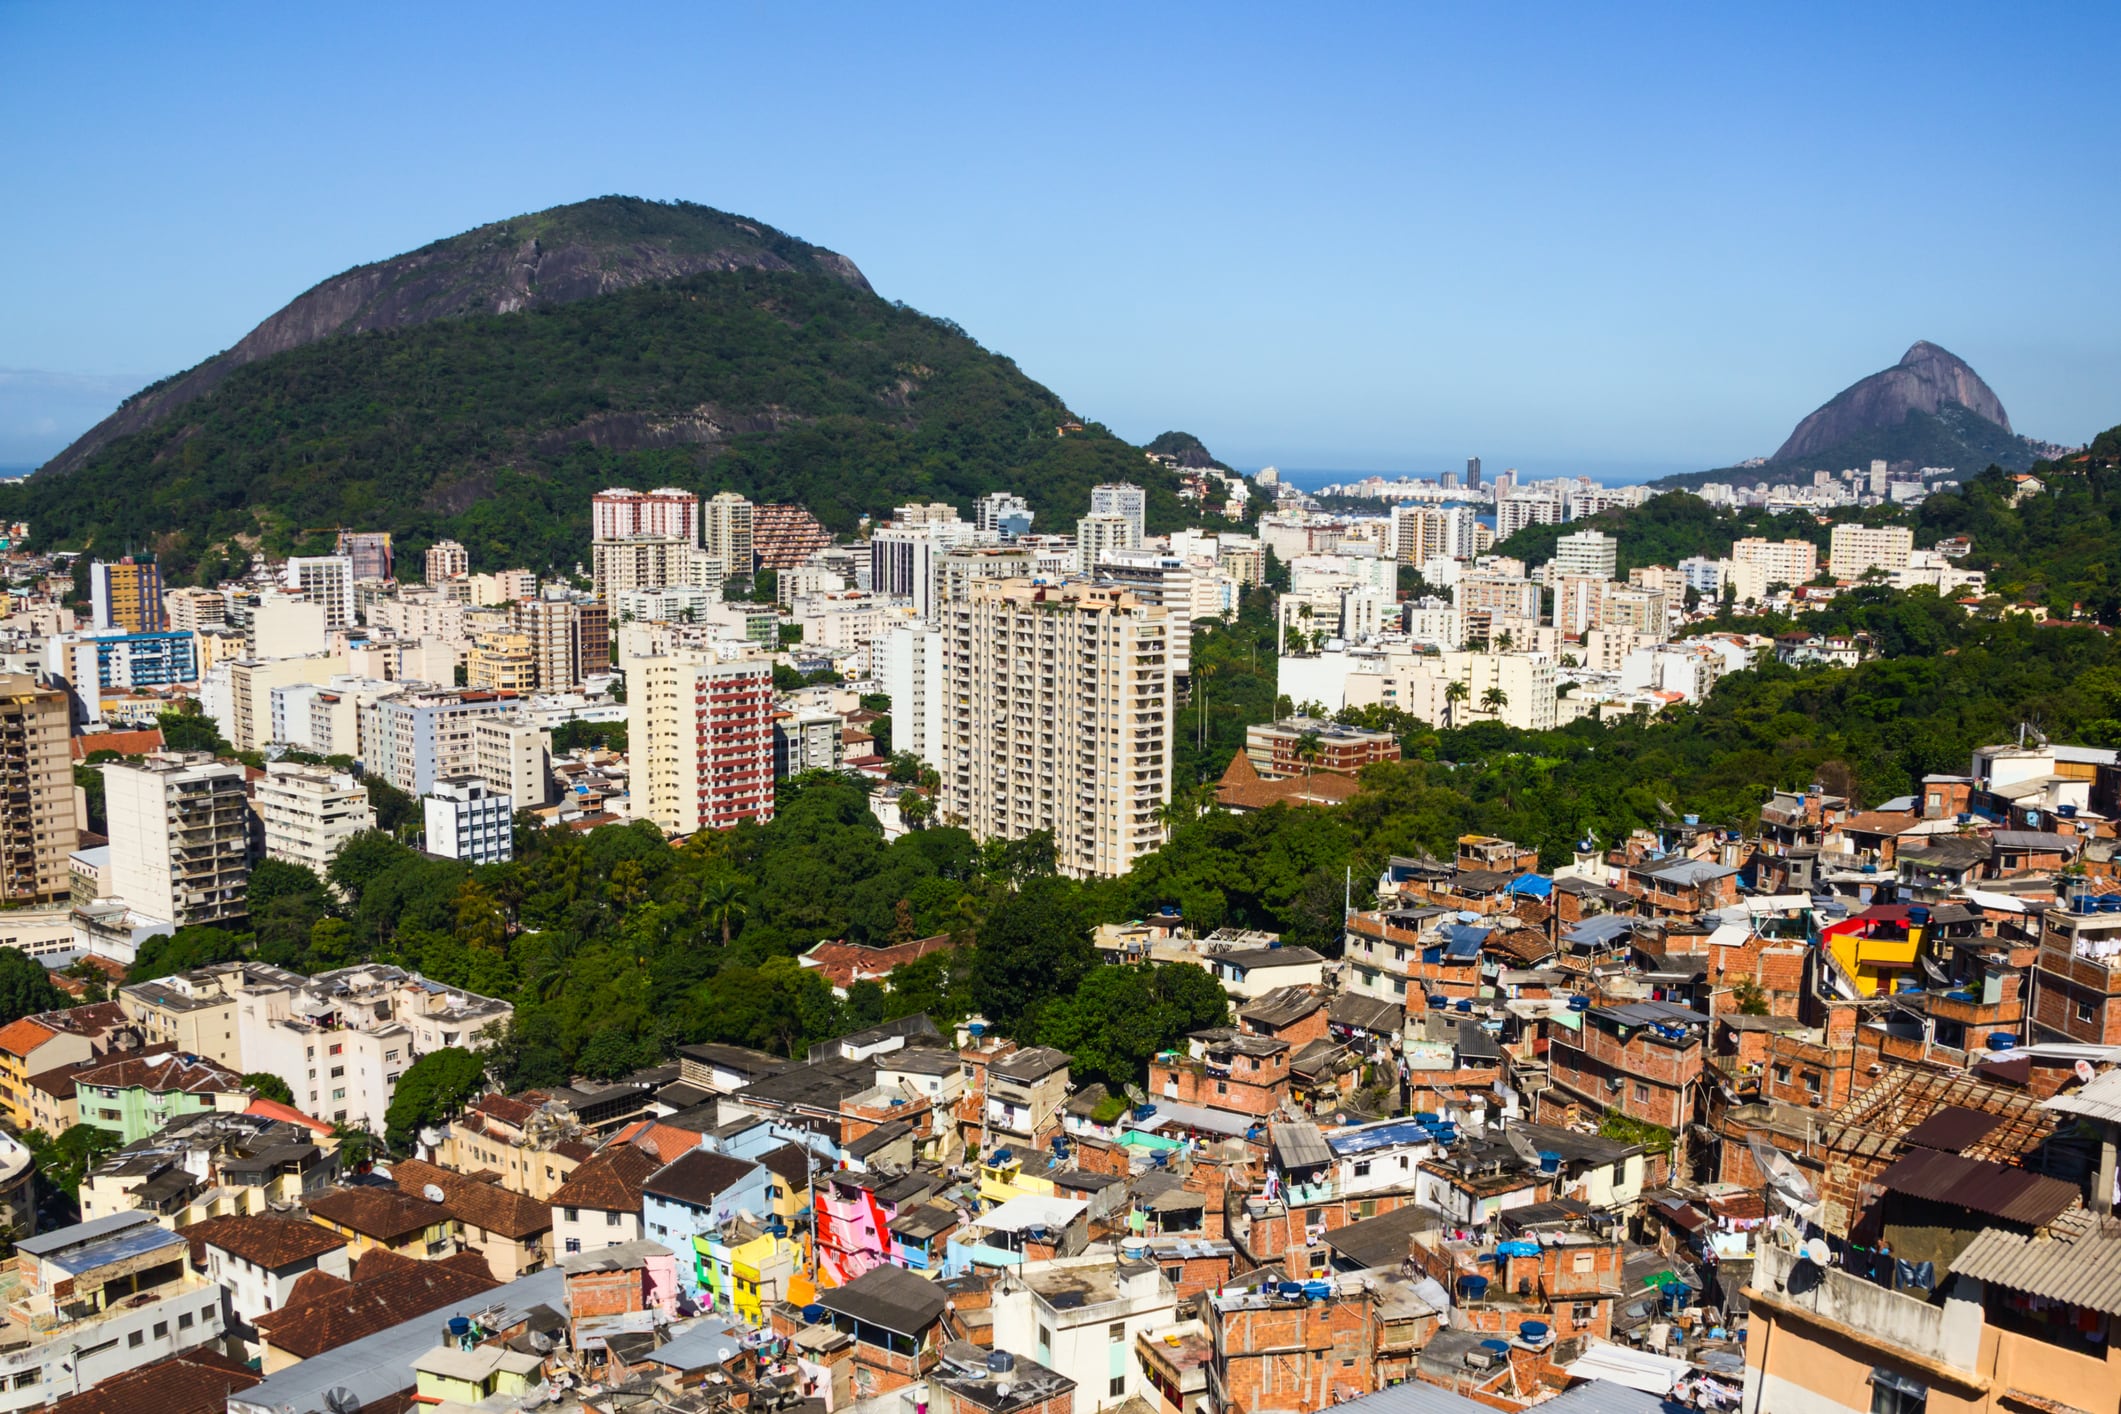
[5,268,1198,580]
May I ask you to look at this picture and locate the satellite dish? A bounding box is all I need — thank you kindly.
[2076,1059,2097,1083]
[422,1183,447,1203]
[324,1390,364,1414]
[420,1126,445,1147]
[1503,1130,1542,1166]
[1801,1238,1831,1266]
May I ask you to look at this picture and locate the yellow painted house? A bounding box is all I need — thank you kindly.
[977,1150,1057,1206]
[413,1344,545,1404]
[1822,904,1924,997]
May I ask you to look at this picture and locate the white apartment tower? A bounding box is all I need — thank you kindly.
[1075,513,1140,574]
[254,761,376,876]
[103,753,251,926]
[975,491,1033,535]
[284,556,357,629]
[425,539,470,585]
[1828,523,1915,582]
[882,623,945,770]
[703,491,756,579]
[1089,483,1147,542]
[1552,529,1618,582]
[629,653,776,833]
[1730,537,1819,590]
[593,487,700,543]
[940,581,1171,878]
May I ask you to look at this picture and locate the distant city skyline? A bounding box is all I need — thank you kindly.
[3,5,2116,471]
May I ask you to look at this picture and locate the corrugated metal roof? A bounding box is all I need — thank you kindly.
[1313,1379,1489,1414]
[2045,1069,2121,1124]
[1900,1105,2006,1153]
[1950,1211,2121,1316]
[1538,1382,1692,1413]
[1872,1148,2078,1226]
[1271,1121,1335,1170]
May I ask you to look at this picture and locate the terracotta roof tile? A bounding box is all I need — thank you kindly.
[306,1185,452,1243]
[0,1017,57,1057]
[255,1248,497,1358]
[387,1159,551,1240]
[72,1052,246,1096]
[194,1214,348,1270]
[45,1349,258,1414]
[549,1143,659,1213]
[33,1001,131,1037]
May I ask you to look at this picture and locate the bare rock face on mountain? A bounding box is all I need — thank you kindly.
[1773,341,2011,465]
[43,196,870,476]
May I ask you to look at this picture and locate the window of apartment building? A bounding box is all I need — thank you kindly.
[385,1049,399,1062]
[306,1046,315,1059]
[1108,1323,1126,1343]
[153,1321,168,1338]
[1353,1161,1371,1177]
[1869,1367,1927,1414]
[1803,1072,1821,1095]
[332,1088,346,1101]
[330,1043,343,1056]
[1773,1065,1791,1085]
[1037,1325,1052,1351]
[330,1066,344,1078]
[127,1331,143,1348]
[2078,1000,2097,1025]
[178,1311,193,1330]
[1216,1081,1228,1095]
[565,1237,581,1254]
[1110,1378,1126,1398]
[565,1207,579,1222]
[11,1372,36,1389]
[1573,1302,1596,1323]
[1632,1083,1648,1103]
[1164,1265,1182,1286]
[606,1211,622,1226]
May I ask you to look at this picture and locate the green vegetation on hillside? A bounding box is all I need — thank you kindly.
[8,269,1192,579]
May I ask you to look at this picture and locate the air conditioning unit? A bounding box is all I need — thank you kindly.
[1464,1350,1495,1371]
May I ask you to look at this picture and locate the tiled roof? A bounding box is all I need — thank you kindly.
[306,1185,451,1242]
[44,1348,259,1414]
[34,1001,131,1037]
[548,1142,659,1212]
[799,936,955,990]
[387,1159,551,1240]
[195,1214,348,1270]
[0,1017,56,1058]
[612,1119,707,1164]
[72,1052,246,1096]
[643,1148,760,1209]
[470,1092,538,1129]
[759,1142,812,1190]
[255,1249,497,1358]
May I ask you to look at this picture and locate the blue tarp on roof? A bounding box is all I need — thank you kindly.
[1505,873,1554,898]
[1443,924,1489,959]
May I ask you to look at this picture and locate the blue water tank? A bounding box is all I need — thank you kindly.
[1303,1280,1333,1300]
[1538,1151,1561,1175]
[1988,1033,2018,1051]
[1480,1339,1511,1354]
[1521,1321,1551,1343]
[1277,1282,1304,1299]
[802,1304,828,1324]
[448,1316,471,1337]
[1457,1274,1489,1296]
[1455,999,1474,1014]
[1567,996,1590,1012]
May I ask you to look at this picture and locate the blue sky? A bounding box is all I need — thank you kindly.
[2,3,2116,475]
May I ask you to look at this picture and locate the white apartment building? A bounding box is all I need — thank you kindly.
[1391,503,1479,564]
[791,592,892,655]
[252,595,329,659]
[628,652,776,833]
[703,491,756,578]
[1089,482,1147,541]
[366,587,471,643]
[593,486,698,543]
[1455,572,1542,622]
[1495,491,1564,538]
[1677,556,1726,597]
[870,517,979,619]
[1325,647,1560,731]
[236,963,511,1132]
[1551,529,1617,581]
[975,491,1033,534]
[103,753,251,927]
[424,777,514,864]
[882,622,945,769]
[473,712,551,808]
[1828,522,1915,582]
[941,580,1172,878]
[365,691,518,796]
[1075,512,1140,574]
[1730,537,1819,591]
[425,539,470,585]
[285,556,357,629]
[591,537,723,605]
[991,1255,1176,1414]
[254,761,375,876]
[164,586,229,634]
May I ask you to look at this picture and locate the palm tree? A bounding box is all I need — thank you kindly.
[1443,680,1470,729]
[700,875,748,946]
[1495,629,1515,653]
[1480,686,1509,718]
[1296,730,1322,782]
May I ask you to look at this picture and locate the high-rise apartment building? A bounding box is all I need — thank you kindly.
[0,675,78,903]
[1731,537,1819,590]
[90,558,165,633]
[628,653,776,834]
[424,777,514,864]
[1494,492,1564,539]
[1089,483,1147,542]
[1551,529,1618,582]
[749,504,834,570]
[975,492,1034,536]
[424,539,470,586]
[1076,513,1141,574]
[703,491,756,579]
[163,587,228,634]
[593,486,700,543]
[871,517,979,619]
[1466,456,1482,489]
[285,556,357,629]
[467,632,537,693]
[881,623,945,770]
[591,537,722,604]
[103,754,250,926]
[1828,523,1914,582]
[472,713,551,809]
[1391,505,1479,564]
[366,692,519,796]
[508,594,609,689]
[940,581,1171,878]
[334,531,395,581]
[254,761,375,875]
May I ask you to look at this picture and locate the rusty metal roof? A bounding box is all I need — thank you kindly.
[1950,1209,2121,1316]
[1900,1105,2006,1154]
[1873,1148,2079,1227]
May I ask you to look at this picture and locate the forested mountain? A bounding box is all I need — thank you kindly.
[8,198,1195,579]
